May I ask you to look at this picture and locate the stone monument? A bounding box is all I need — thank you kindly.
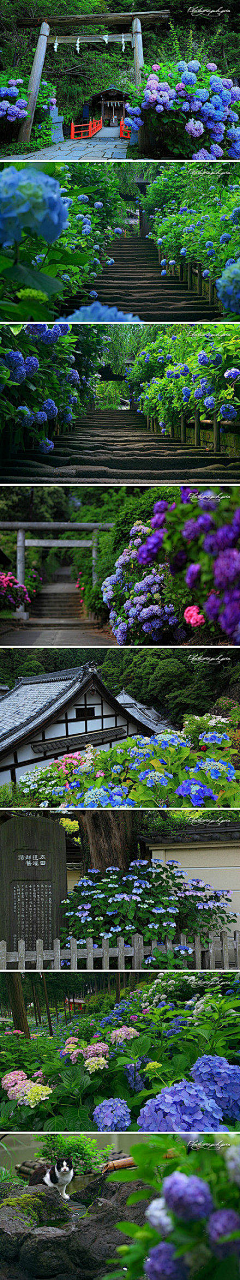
[0,815,67,951]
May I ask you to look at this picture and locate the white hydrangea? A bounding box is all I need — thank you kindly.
[146,1197,173,1234]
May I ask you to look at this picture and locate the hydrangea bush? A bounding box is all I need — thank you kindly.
[60,859,236,958]
[0,322,86,458]
[12,721,240,810]
[125,58,240,160]
[128,327,240,455]
[140,166,240,315]
[128,486,240,645]
[0,164,129,323]
[101,521,182,644]
[1,979,240,1132]
[0,571,30,612]
[104,1135,240,1280]
[0,73,56,154]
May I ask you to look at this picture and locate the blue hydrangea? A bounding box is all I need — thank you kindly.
[93,1097,131,1130]
[0,167,69,244]
[137,1081,223,1131]
[42,399,58,419]
[191,1055,240,1121]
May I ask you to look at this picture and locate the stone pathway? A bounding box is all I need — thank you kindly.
[10,126,128,162]
[0,622,115,645]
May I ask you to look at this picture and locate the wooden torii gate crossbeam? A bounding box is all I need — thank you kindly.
[18,11,170,145]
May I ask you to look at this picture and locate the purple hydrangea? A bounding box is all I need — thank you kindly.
[208,1210,240,1259]
[137,1081,223,1131]
[162,1172,214,1221]
[145,1243,188,1280]
[93,1097,131,1130]
[191,1055,240,1121]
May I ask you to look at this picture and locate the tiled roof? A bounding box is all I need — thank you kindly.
[117,688,169,733]
[0,665,88,752]
[0,664,169,757]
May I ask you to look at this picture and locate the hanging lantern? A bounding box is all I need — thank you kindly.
[76,37,80,53]
[54,36,59,52]
[121,34,125,52]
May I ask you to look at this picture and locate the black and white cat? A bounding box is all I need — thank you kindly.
[29,1158,74,1200]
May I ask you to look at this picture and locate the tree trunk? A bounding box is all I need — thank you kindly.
[41,974,53,1037]
[7,976,31,1039]
[78,813,135,872]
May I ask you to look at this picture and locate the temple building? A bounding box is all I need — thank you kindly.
[0,662,168,786]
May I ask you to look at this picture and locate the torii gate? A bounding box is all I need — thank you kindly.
[18,10,170,145]
[0,521,113,618]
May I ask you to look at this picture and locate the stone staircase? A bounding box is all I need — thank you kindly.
[93,234,220,322]
[2,410,239,482]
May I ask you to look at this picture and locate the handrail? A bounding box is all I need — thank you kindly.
[70,116,102,139]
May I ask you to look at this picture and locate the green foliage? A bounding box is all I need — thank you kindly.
[38,1133,112,1173]
[104,1133,240,1280]
[0,979,240,1132]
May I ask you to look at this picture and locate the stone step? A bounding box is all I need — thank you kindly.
[66,235,220,322]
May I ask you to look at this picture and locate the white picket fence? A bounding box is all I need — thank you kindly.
[0,931,239,971]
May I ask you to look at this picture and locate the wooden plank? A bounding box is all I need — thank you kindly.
[222,931,229,970]
[0,942,7,970]
[86,938,94,970]
[117,937,125,970]
[70,937,78,970]
[30,725,128,756]
[234,930,240,968]
[53,938,61,970]
[194,935,201,968]
[18,940,26,971]
[36,938,44,970]
[102,938,109,970]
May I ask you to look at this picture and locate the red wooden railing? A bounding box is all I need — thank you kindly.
[70,116,102,140]
[120,117,131,138]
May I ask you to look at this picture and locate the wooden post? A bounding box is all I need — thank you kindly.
[180,413,186,443]
[213,412,220,454]
[197,262,202,296]
[18,22,50,145]
[187,259,192,291]
[195,407,200,447]
[92,531,98,586]
[132,17,144,86]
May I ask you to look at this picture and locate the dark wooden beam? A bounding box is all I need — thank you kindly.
[30,726,128,756]
[15,10,170,29]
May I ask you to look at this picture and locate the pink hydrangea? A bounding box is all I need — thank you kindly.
[184,606,205,627]
[110,1025,140,1043]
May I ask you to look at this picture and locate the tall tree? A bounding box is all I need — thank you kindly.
[6,975,30,1039]
[78,813,135,872]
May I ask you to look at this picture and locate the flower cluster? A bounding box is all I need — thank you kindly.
[102,521,181,645]
[145,1169,240,1280]
[127,486,240,644]
[0,571,30,611]
[0,168,69,245]
[93,1097,131,1130]
[0,77,28,124]
[1,1069,52,1108]
[125,59,240,161]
